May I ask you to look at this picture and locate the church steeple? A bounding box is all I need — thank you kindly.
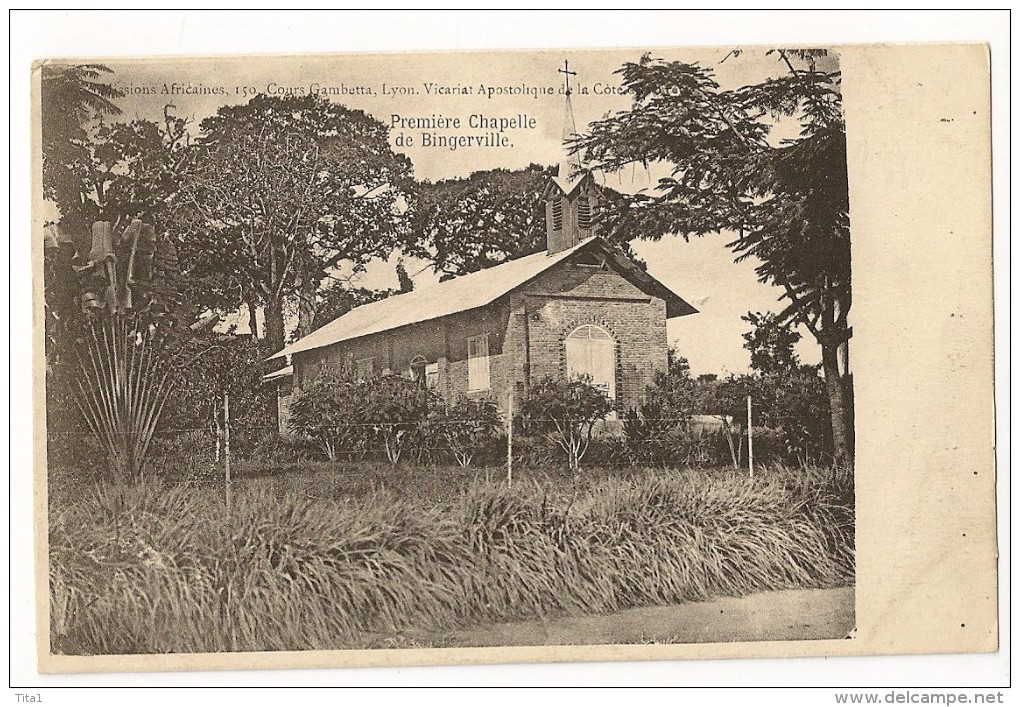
[546,60,600,255]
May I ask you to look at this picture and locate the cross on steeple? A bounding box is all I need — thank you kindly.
[558,59,577,96]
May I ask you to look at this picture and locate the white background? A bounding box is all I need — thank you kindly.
[7,9,1011,701]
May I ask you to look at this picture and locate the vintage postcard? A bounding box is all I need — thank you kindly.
[31,42,996,674]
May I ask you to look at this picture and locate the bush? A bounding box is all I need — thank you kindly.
[519,376,612,474]
[288,367,370,461]
[621,354,714,469]
[429,397,502,467]
[164,334,274,444]
[145,430,219,482]
[620,413,721,468]
[49,465,854,654]
[757,371,833,464]
[359,375,441,464]
[289,370,441,464]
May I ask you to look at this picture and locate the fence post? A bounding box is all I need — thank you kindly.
[747,394,754,479]
[506,389,514,489]
[214,398,221,463]
[224,389,232,512]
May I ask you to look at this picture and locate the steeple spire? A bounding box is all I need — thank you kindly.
[545,59,600,255]
[555,92,584,192]
[554,61,585,194]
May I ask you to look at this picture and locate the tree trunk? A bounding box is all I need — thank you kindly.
[247,299,260,339]
[264,295,286,434]
[297,269,318,338]
[821,341,855,466]
[265,296,285,355]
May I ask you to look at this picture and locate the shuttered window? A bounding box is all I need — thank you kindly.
[565,325,614,401]
[467,334,490,392]
[355,357,373,381]
[577,197,592,230]
[551,199,563,231]
[425,362,440,390]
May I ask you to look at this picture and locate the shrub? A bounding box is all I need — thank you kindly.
[359,375,441,464]
[145,430,219,482]
[519,376,612,474]
[290,370,443,465]
[756,371,833,464]
[620,413,719,468]
[430,397,502,467]
[693,375,755,468]
[164,334,274,441]
[288,367,370,461]
[621,354,702,468]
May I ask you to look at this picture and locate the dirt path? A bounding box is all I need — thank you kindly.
[409,587,854,647]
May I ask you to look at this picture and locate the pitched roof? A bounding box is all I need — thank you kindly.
[261,364,293,383]
[269,237,695,360]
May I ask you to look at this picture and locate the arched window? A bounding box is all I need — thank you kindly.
[565,324,615,404]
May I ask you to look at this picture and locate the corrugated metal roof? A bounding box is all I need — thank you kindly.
[270,238,596,360]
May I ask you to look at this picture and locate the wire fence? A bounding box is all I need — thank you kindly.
[46,390,834,507]
[45,420,784,487]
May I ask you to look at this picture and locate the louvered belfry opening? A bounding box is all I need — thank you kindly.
[545,178,600,255]
[546,88,600,255]
[577,196,592,230]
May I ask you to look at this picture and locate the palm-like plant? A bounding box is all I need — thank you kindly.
[63,218,186,481]
[40,64,124,224]
[74,315,174,480]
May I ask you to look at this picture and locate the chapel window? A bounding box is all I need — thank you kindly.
[467,334,490,392]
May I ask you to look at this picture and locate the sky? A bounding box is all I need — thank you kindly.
[74,47,831,375]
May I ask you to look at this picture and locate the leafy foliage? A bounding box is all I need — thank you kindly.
[430,397,502,467]
[753,371,832,464]
[288,366,368,462]
[407,165,551,280]
[407,164,645,279]
[176,94,414,351]
[45,216,195,482]
[359,375,441,464]
[574,50,853,462]
[40,64,124,226]
[692,370,832,467]
[693,375,754,469]
[163,333,273,439]
[289,371,440,465]
[739,311,832,462]
[742,311,806,377]
[519,376,613,473]
[622,352,701,466]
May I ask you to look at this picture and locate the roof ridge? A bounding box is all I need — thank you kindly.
[268,237,598,361]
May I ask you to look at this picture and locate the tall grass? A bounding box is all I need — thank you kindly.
[49,466,854,654]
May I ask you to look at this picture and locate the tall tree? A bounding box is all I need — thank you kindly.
[178,94,413,354]
[574,49,854,463]
[408,164,644,279]
[742,311,806,377]
[40,64,124,230]
[408,165,551,280]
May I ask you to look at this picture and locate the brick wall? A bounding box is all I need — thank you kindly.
[292,253,671,418]
[518,261,669,415]
[292,299,516,411]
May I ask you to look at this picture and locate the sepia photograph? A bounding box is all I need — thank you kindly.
[17,10,1002,692]
[39,46,856,659]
